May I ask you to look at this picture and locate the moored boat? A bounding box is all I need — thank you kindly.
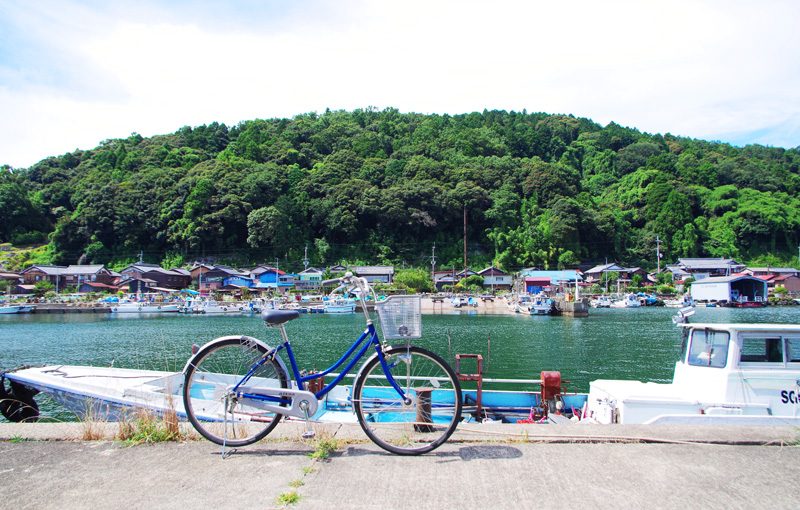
[322,297,356,313]
[0,304,23,314]
[610,293,641,308]
[586,321,800,425]
[590,296,612,308]
[664,294,694,308]
[110,301,180,313]
[0,363,585,425]
[529,294,553,315]
[182,299,246,314]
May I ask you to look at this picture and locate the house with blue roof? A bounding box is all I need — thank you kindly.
[519,269,583,294]
[250,266,295,293]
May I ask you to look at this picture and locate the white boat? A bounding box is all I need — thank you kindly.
[509,294,532,313]
[529,295,553,315]
[0,364,353,424]
[610,293,641,308]
[590,296,612,308]
[322,297,356,313]
[664,293,694,308]
[586,322,800,425]
[0,304,22,314]
[110,301,180,313]
[0,363,585,426]
[191,299,246,314]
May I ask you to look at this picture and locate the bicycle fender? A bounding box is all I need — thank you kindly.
[181,335,290,379]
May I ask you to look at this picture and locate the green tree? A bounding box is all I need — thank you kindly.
[394,268,433,293]
[34,280,55,296]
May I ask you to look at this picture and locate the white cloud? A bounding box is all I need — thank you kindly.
[2,0,799,168]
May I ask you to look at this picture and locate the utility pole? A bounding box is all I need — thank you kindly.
[463,206,468,273]
[431,243,436,291]
[275,257,280,294]
[655,236,662,274]
[303,245,309,271]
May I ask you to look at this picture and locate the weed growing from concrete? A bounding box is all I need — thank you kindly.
[120,409,184,446]
[80,401,108,440]
[289,479,304,488]
[309,435,340,460]
[276,490,300,506]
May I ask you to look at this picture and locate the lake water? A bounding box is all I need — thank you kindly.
[2,306,799,421]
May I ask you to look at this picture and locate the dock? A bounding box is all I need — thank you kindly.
[553,298,589,317]
[27,303,110,314]
[0,422,797,509]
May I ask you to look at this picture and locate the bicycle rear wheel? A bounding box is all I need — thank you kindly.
[183,336,288,447]
[353,345,462,455]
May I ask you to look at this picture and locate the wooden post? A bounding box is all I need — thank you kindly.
[414,388,434,433]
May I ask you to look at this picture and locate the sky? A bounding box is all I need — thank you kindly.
[1,0,799,168]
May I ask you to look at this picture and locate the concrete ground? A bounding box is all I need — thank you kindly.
[1,422,798,509]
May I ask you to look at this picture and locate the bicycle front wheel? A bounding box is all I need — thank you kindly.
[183,336,288,447]
[353,345,462,455]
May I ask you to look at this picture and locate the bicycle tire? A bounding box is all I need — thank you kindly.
[183,336,288,447]
[353,345,462,455]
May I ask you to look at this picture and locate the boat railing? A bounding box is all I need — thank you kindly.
[324,372,543,386]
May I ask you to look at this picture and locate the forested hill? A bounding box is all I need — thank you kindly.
[2,108,800,272]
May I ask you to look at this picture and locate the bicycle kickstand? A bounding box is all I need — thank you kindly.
[300,400,315,439]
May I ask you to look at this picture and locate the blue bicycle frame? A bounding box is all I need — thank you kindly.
[232,321,409,408]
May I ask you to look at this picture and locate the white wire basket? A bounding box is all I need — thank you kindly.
[375,295,422,340]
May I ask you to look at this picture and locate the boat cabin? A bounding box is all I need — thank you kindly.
[587,323,800,424]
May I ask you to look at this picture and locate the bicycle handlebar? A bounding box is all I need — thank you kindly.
[323,272,373,299]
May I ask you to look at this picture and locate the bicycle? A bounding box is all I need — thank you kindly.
[182,273,462,455]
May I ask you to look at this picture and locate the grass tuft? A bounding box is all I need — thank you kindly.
[120,409,184,446]
[276,491,301,506]
[309,435,340,461]
[80,401,108,441]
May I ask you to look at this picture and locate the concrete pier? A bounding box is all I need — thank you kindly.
[0,422,797,509]
[29,303,110,314]
[553,298,589,317]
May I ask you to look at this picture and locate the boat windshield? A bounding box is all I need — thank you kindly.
[688,329,729,368]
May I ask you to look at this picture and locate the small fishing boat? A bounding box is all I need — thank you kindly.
[0,363,586,425]
[664,294,694,308]
[586,318,800,425]
[182,299,246,314]
[322,297,356,313]
[590,296,611,308]
[0,304,23,314]
[508,294,532,313]
[529,294,553,315]
[110,301,180,313]
[610,293,641,308]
